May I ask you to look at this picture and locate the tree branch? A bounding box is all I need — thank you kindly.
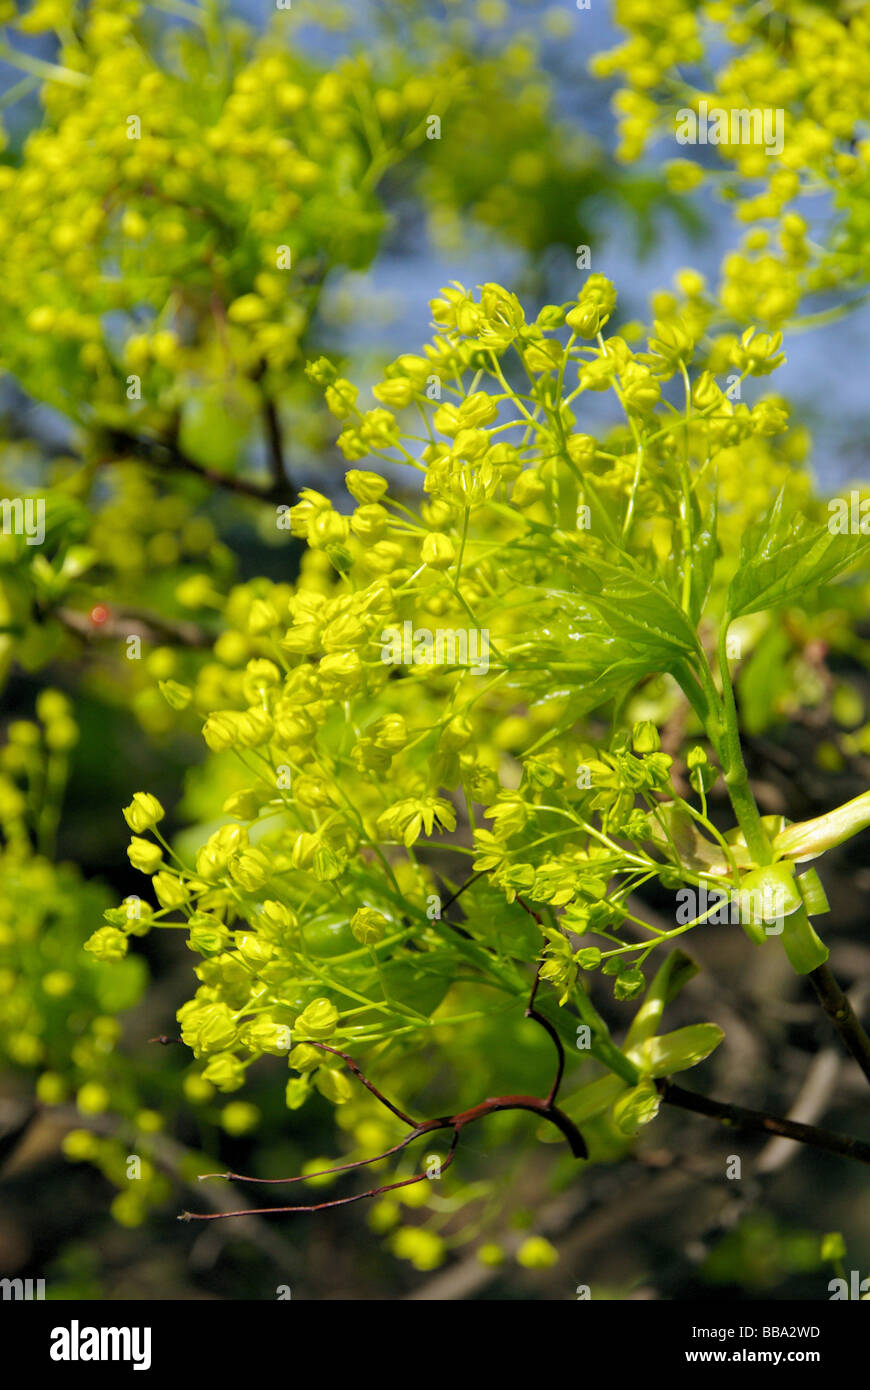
[261,393,288,497]
[55,605,211,648]
[806,962,870,1087]
[657,1078,870,1165]
[178,976,587,1222]
[99,428,294,504]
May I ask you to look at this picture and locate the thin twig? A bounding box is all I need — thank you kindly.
[178,977,587,1222]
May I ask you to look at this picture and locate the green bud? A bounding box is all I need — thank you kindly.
[614,967,645,1000]
[122,792,165,833]
[612,1080,661,1134]
[351,907,387,945]
[229,847,271,892]
[631,720,660,754]
[315,1067,354,1104]
[84,927,128,962]
[152,871,189,909]
[240,1017,292,1056]
[288,1043,322,1073]
[575,947,602,970]
[295,997,339,1040]
[285,1076,312,1110]
[201,1052,246,1092]
[127,837,163,874]
[180,1002,238,1057]
[186,916,230,956]
[346,469,389,503]
[159,679,192,710]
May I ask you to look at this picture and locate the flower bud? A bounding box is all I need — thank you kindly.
[229,847,271,892]
[315,1067,353,1104]
[512,470,546,507]
[295,997,339,1040]
[258,900,299,939]
[127,837,163,875]
[421,532,456,569]
[346,469,389,503]
[202,1052,246,1092]
[187,916,230,955]
[223,788,262,820]
[84,927,128,962]
[441,715,473,751]
[566,433,597,465]
[372,378,413,409]
[516,1236,558,1270]
[159,679,192,710]
[203,712,240,753]
[235,708,273,748]
[180,1002,238,1057]
[152,872,189,909]
[240,1017,292,1056]
[122,792,165,833]
[289,1043,322,1072]
[351,907,388,945]
[631,721,660,754]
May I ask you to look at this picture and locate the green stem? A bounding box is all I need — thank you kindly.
[716,619,771,864]
[0,41,88,87]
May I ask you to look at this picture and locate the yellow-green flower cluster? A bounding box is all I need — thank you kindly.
[110,274,851,1119]
[595,1,870,327]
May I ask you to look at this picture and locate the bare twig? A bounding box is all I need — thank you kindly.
[178,975,587,1223]
[657,1078,870,1165]
[807,962,870,1087]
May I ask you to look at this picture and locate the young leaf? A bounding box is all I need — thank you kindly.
[688,484,718,626]
[726,489,870,620]
[630,1023,725,1078]
[562,557,700,659]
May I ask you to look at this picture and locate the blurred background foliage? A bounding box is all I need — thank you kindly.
[0,0,868,1299]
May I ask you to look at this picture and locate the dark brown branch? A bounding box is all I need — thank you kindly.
[262,395,288,497]
[250,358,292,499]
[181,1134,461,1221]
[198,1131,422,1187]
[658,1079,870,1165]
[99,428,293,504]
[526,963,565,1108]
[439,870,486,915]
[807,963,870,1087]
[304,1041,418,1127]
[178,977,587,1222]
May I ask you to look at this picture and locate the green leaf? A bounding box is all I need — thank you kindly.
[737,623,792,736]
[780,909,829,974]
[631,1022,725,1077]
[561,556,700,660]
[726,489,870,620]
[561,1072,628,1124]
[688,484,718,626]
